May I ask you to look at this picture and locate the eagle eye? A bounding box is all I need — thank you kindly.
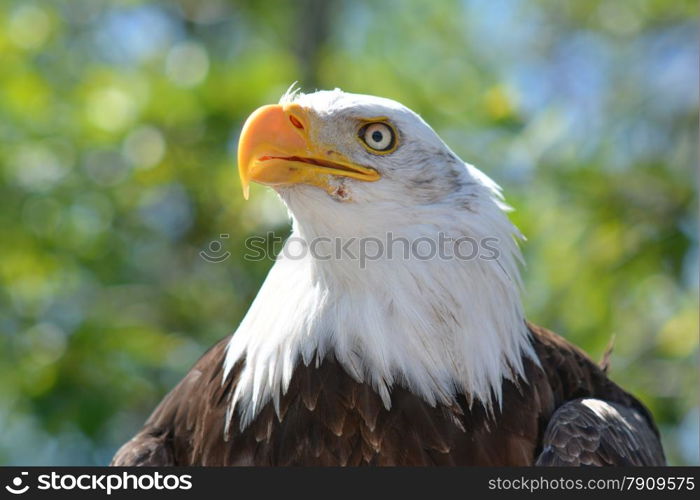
[358,122,397,154]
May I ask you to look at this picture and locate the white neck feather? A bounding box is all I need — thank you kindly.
[224,168,535,429]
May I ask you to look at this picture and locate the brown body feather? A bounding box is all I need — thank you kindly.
[112,323,664,466]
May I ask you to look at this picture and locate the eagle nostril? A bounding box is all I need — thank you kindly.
[289,115,304,130]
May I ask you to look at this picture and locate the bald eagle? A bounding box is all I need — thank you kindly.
[113,89,665,466]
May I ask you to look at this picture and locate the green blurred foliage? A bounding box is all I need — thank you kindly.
[0,0,697,465]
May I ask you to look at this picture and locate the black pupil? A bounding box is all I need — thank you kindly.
[371,130,384,143]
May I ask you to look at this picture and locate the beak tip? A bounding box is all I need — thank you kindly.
[240,176,250,200]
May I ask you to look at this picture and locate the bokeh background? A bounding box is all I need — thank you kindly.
[0,0,697,465]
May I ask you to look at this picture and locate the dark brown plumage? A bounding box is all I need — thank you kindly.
[111,323,665,466]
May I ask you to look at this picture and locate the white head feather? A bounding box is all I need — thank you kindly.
[224,89,535,429]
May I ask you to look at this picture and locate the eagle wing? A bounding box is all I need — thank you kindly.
[111,429,175,466]
[111,336,233,466]
[535,398,666,466]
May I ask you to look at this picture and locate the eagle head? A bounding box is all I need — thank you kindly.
[237,88,500,231]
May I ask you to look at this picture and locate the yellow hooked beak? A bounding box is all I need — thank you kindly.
[237,103,381,199]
